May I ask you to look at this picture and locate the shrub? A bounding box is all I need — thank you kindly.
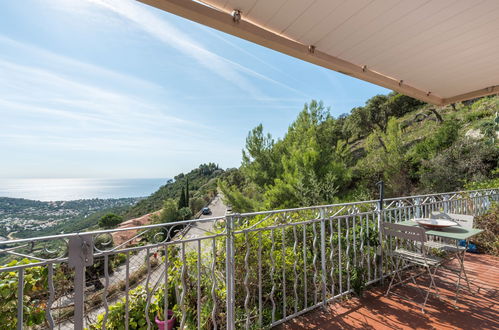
[411,120,461,158]
[474,204,499,256]
[0,259,48,328]
[189,197,205,215]
[420,138,498,192]
[89,286,156,329]
[98,213,123,229]
[464,168,499,190]
[178,207,193,220]
[464,110,490,122]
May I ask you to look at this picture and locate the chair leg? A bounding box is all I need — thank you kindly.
[421,265,441,312]
[385,257,401,296]
[428,265,441,297]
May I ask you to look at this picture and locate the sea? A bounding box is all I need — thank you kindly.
[0,178,167,201]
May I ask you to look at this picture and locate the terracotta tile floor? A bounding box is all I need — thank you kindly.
[281,254,498,330]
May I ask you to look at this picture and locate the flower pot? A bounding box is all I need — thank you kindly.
[155,310,175,330]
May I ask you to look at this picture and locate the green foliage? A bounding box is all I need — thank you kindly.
[89,286,157,330]
[90,247,224,329]
[222,94,498,207]
[178,186,187,209]
[479,112,499,144]
[185,179,190,207]
[98,213,124,229]
[125,164,223,219]
[410,120,461,162]
[473,204,499,256]
[157,199,179,224]
[219,180,261,212]
[464,168,499,190]
[420,139,498,193]
[342,92,424,140]
[359,118,411,196]
[351,266,367,296]
[1,198,137,238]
[0,259,48,328]
[241,124,280,188]
[189,197,205,215]
[226,100,353,210]
[178,207,192,220]
[465,109,491,122]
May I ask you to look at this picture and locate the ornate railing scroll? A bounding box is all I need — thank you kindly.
[0,187,497,329]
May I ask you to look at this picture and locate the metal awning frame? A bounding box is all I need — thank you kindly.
[139,0,499,105]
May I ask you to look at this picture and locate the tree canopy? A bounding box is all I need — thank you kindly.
[98,213,123,229]
[221,93,498,212]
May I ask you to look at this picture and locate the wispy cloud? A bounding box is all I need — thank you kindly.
[81,0,265,96]
[0,50,217,154]
[0,34,163,93]
[52,0,305,98]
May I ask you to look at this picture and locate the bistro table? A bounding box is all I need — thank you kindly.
[398,220,483,303]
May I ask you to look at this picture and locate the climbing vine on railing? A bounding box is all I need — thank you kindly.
[0,259,48,328]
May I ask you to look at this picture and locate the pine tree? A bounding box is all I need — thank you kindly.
[178,186,186,208]
[185,179,190,207]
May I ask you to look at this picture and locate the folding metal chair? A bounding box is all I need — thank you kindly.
[381,222,443,312]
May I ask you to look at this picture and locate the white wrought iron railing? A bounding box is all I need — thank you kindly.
[0,188,497,329]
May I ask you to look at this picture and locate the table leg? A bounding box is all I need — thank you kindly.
[453,240,477,305]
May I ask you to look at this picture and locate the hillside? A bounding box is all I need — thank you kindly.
[4,95,496,238]
[0,197,140,239]
[221,94,498,212]
[124,163,224,219]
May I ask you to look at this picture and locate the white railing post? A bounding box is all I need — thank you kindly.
[443,195,449,213]
[16,269,24,330]
[225,214,236,330]
[320,208,327,307]
[68,234,93,330]
[415,197,422,218]
[376,181,384,281]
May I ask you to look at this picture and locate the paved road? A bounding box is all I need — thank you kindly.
[73,195,227,328]
[186,195,226,237]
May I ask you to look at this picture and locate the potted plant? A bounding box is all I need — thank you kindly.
[153,285,177,330]
[155,309,175,330]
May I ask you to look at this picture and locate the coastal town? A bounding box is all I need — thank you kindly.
[0,197,139,239]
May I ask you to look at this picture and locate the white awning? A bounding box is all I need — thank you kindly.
[139,0,499,105]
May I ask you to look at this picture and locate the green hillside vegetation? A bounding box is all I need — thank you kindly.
[124,163,224,219]
[0,197,139,238]
[221,93,499,212]
[13,204,134,238]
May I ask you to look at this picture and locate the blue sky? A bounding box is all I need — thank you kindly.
[0,0,389,179]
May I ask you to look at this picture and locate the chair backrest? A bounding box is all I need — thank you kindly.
[381,222,426,244]
[430,212,474,229]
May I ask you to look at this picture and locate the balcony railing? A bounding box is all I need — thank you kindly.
[1,188,497,329]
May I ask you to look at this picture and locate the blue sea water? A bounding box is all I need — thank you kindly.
[0,178,167,201]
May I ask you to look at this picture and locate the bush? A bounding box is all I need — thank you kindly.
[464,110,491,122]
[411,120,461,158]
[420,138,498,192]
[178,207,192,220]
[89,286,156,329]
[464,168,499,190]
[98,213,123,229]
[189,197,205,215]
[474,205,499,256]
[157,199,179,223]
[0,259,48,328]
